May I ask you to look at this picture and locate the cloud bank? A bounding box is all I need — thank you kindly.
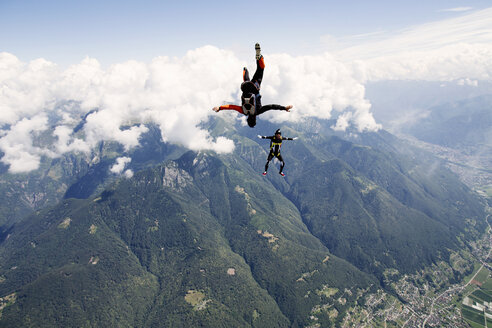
[0,46,379,172]
[0,47,241,172]
[259,53,379,132]
[4,7,492,173]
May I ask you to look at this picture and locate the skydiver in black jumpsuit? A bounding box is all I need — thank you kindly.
[258,129,297,176]
[213,43,293,127]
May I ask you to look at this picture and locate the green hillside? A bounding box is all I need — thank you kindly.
[0,151,376,327]
[0,124,185,227]
[0,117,486,326]
[233,122,486,277]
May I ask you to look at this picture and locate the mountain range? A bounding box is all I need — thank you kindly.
[0,116,487,327]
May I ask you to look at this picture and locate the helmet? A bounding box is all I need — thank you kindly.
[275,129,281,135]
[247,114,256,127]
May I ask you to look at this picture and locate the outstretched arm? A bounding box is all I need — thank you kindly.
[257,135,273,140]
[257,104,293,115]
[282,136,298,141]
[213,104,243,114]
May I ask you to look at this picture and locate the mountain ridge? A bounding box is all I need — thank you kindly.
[0,117,487,326]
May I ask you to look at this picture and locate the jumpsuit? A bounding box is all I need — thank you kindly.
[259,135,294,174]
[216,56,289,127]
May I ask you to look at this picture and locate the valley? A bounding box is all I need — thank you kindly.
[402,136,492,198]
[335,213,492,328]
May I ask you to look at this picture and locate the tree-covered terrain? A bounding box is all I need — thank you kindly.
[0,117,486,327]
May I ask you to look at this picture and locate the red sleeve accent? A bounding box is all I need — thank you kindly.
[219,104,243,114]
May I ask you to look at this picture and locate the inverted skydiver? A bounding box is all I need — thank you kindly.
[212,43,292,127]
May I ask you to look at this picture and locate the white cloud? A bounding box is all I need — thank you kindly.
[0,47,241,172]
[0,54,58,124]
[0,115,55,173]
[260,53,380,132]
[336,8,492,83]
[457,78,478,86]
[0,45,381,172]
[53,125,91,153]
[332,112,352,131]
[350,43,492,82]
[338,8,492,60]
[4,5,492,174]
[110,156,132,174]
[440,7,473,12]
[2,8,492,174]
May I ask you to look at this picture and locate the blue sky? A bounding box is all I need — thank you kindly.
[1,0,491,66]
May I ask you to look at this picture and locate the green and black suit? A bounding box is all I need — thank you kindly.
[260,134,294,174]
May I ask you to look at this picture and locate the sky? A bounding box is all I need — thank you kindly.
[1,0,491,65]
[1,1,492,173]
